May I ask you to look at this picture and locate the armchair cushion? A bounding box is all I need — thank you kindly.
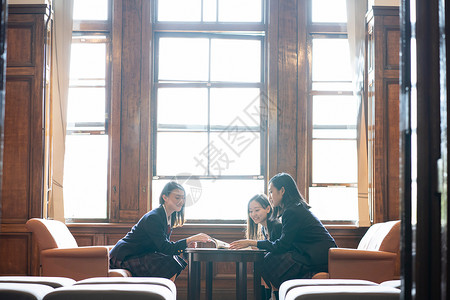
[109,269,133,277]
[358,220,400,253]
[42,284,175,300]
[41,247,110,280]
[0,276,75,288]
[0,282,54,300]
[26,219,78,250]
[284,285,400,300]
[327,248,397,283]
[279,279,378,300]
[74,277,176,297]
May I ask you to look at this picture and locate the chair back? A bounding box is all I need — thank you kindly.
[26,218,78,250]
[357,220,400,253]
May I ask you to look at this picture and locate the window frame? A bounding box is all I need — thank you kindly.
[65,2,112,223]
[306,3,357,224]
[150,1,268,223]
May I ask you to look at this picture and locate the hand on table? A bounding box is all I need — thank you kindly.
[187,233,212,245]
[229,239,257,250]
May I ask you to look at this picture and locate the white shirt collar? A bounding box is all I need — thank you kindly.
[162,204,171,226]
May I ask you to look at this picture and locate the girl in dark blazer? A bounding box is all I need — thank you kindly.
[109,181,211,280]
[231,173,337,300]
[245,194,282,300]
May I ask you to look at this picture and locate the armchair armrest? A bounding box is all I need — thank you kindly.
[41,246,110,281]
[328,248,397,283]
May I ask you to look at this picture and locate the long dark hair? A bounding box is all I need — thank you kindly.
[246,194,273,240]
[159,181,186,228]
[269,172,310,218]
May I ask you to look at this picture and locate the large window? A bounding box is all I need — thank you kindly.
[64,0,111,220]
[152,0,267,221]
[307,0,358,222]
[62,0,360,223]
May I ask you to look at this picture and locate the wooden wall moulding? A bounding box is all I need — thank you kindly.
[2,4,52,222]
[0,3,52,277]
[4,23,34,67]
[366,6,400,223]
[0,233,31,275]
[2,77,33,223]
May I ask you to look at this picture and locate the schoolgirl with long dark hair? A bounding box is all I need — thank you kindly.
[231,173,337,300]
[109,181,211,280]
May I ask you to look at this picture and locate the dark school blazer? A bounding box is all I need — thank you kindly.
[262,218,282,241]
[257,202,337,270]
[110,205,187,261]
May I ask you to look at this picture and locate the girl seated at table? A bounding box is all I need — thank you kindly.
[109,181,211,280]
[230,173,337,300]
[246,194,282,299]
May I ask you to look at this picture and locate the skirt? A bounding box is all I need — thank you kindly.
[261,251,315,289]
[110,252,187,278]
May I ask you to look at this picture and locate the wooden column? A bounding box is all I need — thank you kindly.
[0,4,52,276]
[366,6,400,222]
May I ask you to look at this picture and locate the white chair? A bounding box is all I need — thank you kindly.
[0,276,75,288]
[43,284,175,300]
[279,279,378,300]
[285,285,400,300]
[74,277,176,298]
[0,282,54,300]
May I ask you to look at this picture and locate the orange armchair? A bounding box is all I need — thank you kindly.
[313,220,400,283]
[26,218,131,281]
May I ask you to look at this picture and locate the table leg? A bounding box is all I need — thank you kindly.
[253,261,262,300]
[188,257,201,300]
[206,261,213,300]
[236,261,247,300]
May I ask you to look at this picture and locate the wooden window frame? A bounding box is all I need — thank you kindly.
[306,2,357,224]
[150,1,268,223]
[66,2,112,223]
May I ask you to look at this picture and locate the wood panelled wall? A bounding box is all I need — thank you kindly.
[366,6,400,223]
[0,1,404,300]
[0,4,51,277]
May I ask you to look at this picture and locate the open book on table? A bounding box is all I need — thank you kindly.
[211,238,230,249]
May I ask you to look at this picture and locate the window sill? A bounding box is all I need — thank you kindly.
[66,221,368,233]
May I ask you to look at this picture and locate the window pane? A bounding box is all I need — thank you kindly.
[64,135,108,219]
[312,140,357,183]
[210,132,260,175]
[309,187,357,220]
[211,39,261,82]
[313,129,356,139]
[158,0,201,22]
[312,82,353,91]
[152,179,264,220]
[157,132,208,175]
[67,88,106,126]
[210,88,260,127]
[203,0,217,22]
[70,43,106,80]
[311,0,347,23]
[158,38,209,81]
[70,79,105,87]
[312,38,351,82]
[158,88,208,128]
[218,0,262,22]
[313,95,357,126]
[73,0,108,20]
